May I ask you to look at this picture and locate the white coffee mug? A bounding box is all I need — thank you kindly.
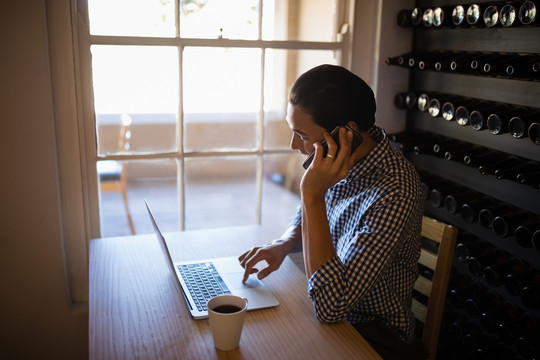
[207,295,248,351]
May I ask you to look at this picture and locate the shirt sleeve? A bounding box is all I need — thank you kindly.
[288,205,302,228]
[307,188,419,323]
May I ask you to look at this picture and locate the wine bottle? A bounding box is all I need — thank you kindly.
[520,284,540,309]
[497,313,538,345]
[470,53,503,74]
[412,134,447,155]
[464,291,503,317]
[516,331,540,360]
[466,4,483,26]
[444,144,482,161]
[460,196,496,223]
[468,248,508,277]
[504,54,540,80]
[495,161,540,181]
[429,182,463,208]
[441,98,477,121]
[469,103,511,131]
[448,320,480,344]
[428,94,460,117]
[448,52,477,73]
[462,330,499,355]
[478,202,513,229]
[432,139,464,157]
[449,281,485,307]
[389,131,425,153]
[463,148,502,167]
[487,107,528,135]
[515,222,540,248]
[482,53,521,77]
[505,268,540,296]
[417,92,430,112]
[516,170,540,188]
[484,257,527,286]
[422,8,434,27]
[493,211,536,238]
[477,155,521,176]
[499,3,518,27]
[451,5,466,26]
[448,269,472,289]
[404,91,417,109]
[444,189,481,214]
[394,92,419,109]
[417,51,453,71]
[397,9,413,27]
[385,53,413,67]
[479,302,519,333]
[432,7,447,27]
[533,229,540,251]
[519,1,538,26]
[509,110,540,138]
[455,100,492,126]
[456,239,491,263]
[482,4,500,27]
[410,7,423,26]
[529,122,540,145]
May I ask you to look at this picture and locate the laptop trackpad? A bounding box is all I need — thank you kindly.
[223,272,279,310]
[224,272,262,290]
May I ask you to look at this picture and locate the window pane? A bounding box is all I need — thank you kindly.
[183,47,261,152]
[88,0,176,37]
[98,159,180,237]
[262,0,338,41]
[184,156,258,230]
[92,45,179,155]
[263,49,338,149]
[261,154,302,235]
[180,0,259,39]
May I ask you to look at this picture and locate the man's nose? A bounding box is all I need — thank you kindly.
[290,134,301,151]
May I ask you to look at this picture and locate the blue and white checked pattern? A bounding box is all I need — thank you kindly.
[291,126,424,343]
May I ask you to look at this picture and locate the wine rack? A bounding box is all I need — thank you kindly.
[388,1,540,359]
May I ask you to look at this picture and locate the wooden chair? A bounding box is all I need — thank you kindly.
[98,116,135,234]
[413,216,458,360]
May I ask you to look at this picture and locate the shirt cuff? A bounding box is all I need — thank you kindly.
[307,255,345,298]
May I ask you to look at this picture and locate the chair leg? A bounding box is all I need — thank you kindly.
[120,186,135,235]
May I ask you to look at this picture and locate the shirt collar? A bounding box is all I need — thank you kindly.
[346,125,387,181]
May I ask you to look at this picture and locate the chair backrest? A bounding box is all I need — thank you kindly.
[413,216,458,360]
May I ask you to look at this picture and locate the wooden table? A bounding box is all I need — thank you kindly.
[89,226,381,359]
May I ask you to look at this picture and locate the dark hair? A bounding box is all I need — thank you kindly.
[289,64,376,132]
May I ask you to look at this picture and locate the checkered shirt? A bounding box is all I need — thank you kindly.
[290,125,423,343]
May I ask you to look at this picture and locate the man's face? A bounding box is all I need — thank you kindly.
[286,103,327,156]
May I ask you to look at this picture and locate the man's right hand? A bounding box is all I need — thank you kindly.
[238,240,290,283]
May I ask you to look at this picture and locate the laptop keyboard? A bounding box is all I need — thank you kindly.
[177,263,232,312]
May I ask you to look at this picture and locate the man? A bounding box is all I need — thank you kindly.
[239,65,426,359]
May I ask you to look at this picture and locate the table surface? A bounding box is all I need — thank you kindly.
[89,225,381,360]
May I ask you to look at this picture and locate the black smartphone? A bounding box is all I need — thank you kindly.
[302,125,363,169]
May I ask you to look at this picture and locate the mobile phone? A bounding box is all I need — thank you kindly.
[302,125,363,169]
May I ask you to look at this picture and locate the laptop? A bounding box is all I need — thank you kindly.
[144,200,279,319]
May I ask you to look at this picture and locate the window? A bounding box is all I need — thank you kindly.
[79,0,353,237]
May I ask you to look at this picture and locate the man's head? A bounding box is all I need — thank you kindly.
[287,64,376,155]
[289,64,376,132]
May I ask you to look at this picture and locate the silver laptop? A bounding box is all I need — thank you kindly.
[144,200,279,319]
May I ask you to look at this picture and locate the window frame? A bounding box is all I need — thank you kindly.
[79,0,353,234]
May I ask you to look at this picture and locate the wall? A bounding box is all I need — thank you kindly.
[0,1,88,359]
